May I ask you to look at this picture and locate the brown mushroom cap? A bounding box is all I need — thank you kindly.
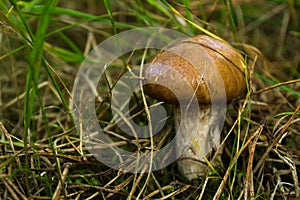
[143,35,246,104]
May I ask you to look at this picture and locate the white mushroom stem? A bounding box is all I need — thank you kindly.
[175,104,224,180]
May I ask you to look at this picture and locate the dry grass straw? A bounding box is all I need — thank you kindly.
[0,0,299,199]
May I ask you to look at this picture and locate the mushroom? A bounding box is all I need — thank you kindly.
[143,35,246,180]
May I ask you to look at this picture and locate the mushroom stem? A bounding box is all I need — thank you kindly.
[175,104,223,180]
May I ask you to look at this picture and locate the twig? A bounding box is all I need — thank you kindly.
[213,124,264,200]
[52,163,71,200]
[0,176,28,200]
[253,78,300,95]
[106,176,133,199]
[253,104,300,174]
[0,121,21,168]
[144,185,174,200]
[1,177,20,200]
[159,185,190,200]
[244,123,263,200]
[150,172,165,197]
[273,148,300,197]
[198,176,210,200]
[127,172,145,200]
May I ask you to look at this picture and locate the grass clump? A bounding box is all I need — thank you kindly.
[0,0,299,199]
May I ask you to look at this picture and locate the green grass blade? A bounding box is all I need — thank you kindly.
[147,0,172,18]
[11,0,58,195]
[225,0,238,39]
[0,45,26,60]
[255,72,300,97]
[103,0,116,34]
[44,42,85,63]
[42,58,74,123]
